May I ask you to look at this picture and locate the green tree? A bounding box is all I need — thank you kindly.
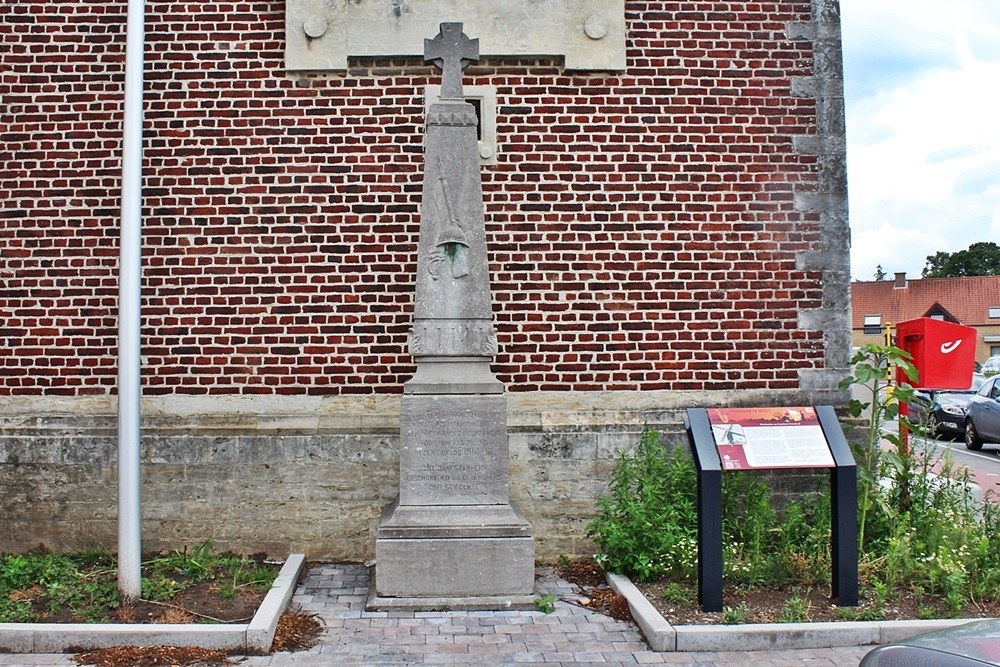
[922,242,1000,277]
[874,264,887,281]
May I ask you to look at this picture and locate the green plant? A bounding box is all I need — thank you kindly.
[221,562,277,597]
[586,426,698,581]
[237,564,278,593]
[0,555,34,592]
[836,604,885,622]
[0,552,119,623]
[775,493,832,585]
[0,598,35,623]
[74,544,116,569]
[0,553,78,593]
[838,342,918,551]
[219,579,238,600]
[722,472,780,586]
[535,594,557,614]
[722,603,747,625]
[152,542,217,583]
[872,579,888,605]
[834,607,858,621]
[917,604,937,620]
[778,591,811,623]
[141,573,183,602]
[0,546,278,623]
[662,582,692,605]
[580,349,1000,618]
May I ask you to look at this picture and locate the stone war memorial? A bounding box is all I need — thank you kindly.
[372,23,534,609]
[0,0,851,565]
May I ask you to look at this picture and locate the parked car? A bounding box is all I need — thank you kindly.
[982,355,1000,377]
[909,373,988,438]
[965,375,1000,451]
[860,618,1000,666]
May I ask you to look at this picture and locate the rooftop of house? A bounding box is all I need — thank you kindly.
[851,273,1000,329]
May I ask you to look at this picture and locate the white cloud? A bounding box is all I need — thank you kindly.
[841,0,1000,279]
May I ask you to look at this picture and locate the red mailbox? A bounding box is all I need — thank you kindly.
[895,317,977,389]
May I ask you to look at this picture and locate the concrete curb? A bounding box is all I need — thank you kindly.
[606,571,983,652]
[246,553,306,654]
[0,553,305,654]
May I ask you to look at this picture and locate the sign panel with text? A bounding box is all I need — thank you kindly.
[706,406,834,470]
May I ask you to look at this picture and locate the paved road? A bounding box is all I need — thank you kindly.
[924,437,1000,497]
[0,564,873,666]
[885,422,1000,497]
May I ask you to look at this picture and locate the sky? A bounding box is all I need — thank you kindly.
[840,0,1000,281]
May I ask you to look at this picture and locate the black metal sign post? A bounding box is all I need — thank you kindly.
[684,406,858,612]
[817,405,859,606]
[685,408,723,612]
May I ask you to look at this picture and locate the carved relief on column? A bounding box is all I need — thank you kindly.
[408,321,499,357]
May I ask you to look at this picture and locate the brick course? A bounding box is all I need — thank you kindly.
[1,0,839,397]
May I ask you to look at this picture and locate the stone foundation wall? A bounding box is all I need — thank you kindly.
[1,388,842,559]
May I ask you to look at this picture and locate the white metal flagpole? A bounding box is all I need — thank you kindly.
[117,0,145,605]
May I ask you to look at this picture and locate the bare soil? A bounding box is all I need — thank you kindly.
[557,558,1000,626]
[114,585,264,625]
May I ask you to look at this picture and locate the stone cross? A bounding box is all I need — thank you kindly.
[423,22,479,99]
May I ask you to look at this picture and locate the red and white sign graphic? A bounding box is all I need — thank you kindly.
[707,407,834,471]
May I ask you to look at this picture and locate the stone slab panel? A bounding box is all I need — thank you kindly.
[30,624,246,653]
[399,393,509,505]
[3,388,848,561]
[375,535,534,598]
[246,554,306,654]
[285,0,626,71]
[606,572,676,652]
[408,100,494,353]
[675,621,880,652]
[878,619,973,644]
[376,502,532,538]
[0,625,33,652]
[366,592,537,612]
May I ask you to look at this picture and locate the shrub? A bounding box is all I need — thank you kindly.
[587,426,830,585]
[586,426,698,581]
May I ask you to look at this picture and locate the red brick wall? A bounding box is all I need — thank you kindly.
[1,0,826,397]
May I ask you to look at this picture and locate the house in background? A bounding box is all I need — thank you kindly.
[852,272,1000,364]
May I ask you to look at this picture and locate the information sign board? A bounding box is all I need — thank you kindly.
[707,406,835,470]
[686,406,858,612]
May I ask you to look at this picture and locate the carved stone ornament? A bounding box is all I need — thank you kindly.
[408,321,499,357]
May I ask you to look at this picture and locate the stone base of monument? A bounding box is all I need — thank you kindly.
[369,391,536,610]
[369,500,536,611]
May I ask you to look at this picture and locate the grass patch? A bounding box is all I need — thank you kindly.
[0,543,278,623]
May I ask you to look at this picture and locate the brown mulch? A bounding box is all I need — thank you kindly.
[270,611,324,652]
[73,646,236,667]
[557,557,1000,626]
[557,558,633,622]
[72,611,324,667]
